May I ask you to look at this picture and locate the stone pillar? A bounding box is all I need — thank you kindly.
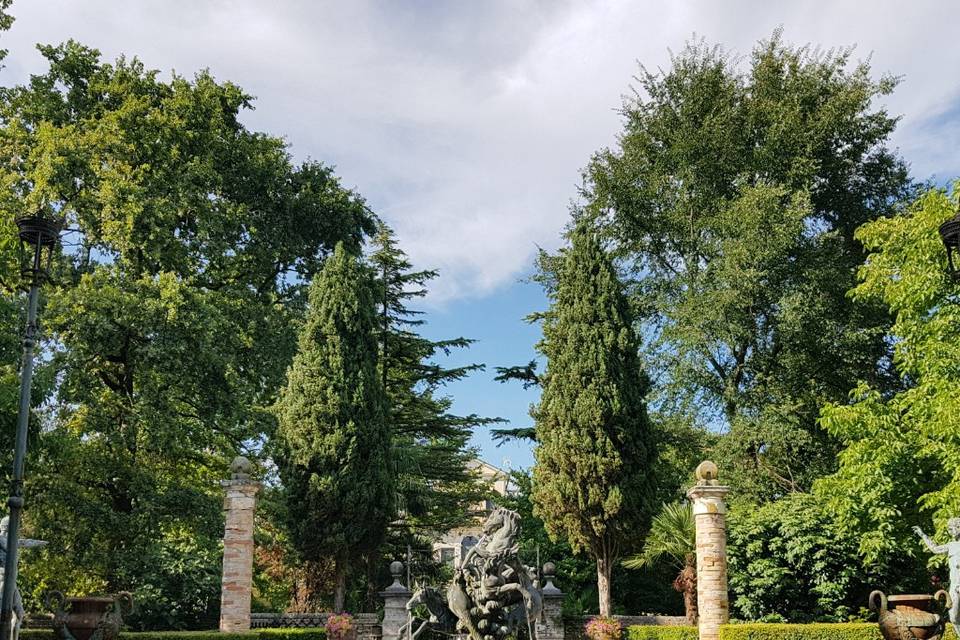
[686,461,730,640]
[380,561,412,640]
[536,562,564,640]
[219,456,261,633]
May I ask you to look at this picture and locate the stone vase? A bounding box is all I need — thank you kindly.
[870,591,950,640]
[46,591,133,640]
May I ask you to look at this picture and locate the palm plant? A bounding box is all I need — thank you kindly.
[623,502,697,622]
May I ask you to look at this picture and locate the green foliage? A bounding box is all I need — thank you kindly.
[816,184,960,567]
[718,623,888,640]
[625,627,698,640]
[0,0,14,63]
[0,40,374,628]
[532,219,657,614]
[623,502,694,571]
[725,492,924,623]
[583,31,911,499]
[275,243,393,610]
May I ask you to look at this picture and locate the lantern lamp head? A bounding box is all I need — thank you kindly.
[940,211,960,281]
[14,213,61,282]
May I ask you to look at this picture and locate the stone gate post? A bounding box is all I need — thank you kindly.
[536,562,564,640]
[380,561,411,640]
[686,460,730,640]
[219,456,261,633]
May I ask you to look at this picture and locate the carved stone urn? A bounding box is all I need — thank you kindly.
[870,591,950,640]
[46,592,133,640]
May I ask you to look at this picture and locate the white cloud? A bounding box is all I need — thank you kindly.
[3,0,960,302]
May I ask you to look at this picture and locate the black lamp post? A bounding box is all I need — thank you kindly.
[939,209,960,281]
[0,214,59,640]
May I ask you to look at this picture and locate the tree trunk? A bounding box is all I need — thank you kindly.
[673,555,698,624]
[597,555,612,616]
[364,551,380,612]
[334,556,347,613]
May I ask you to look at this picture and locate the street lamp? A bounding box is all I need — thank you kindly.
[0,214,60,640]
[939,209,960,281]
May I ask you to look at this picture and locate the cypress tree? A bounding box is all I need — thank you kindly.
[531,219,656,616]
[275,242,393,612]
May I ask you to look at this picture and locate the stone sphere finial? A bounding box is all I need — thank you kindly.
[384,560,408,592]
[695,460,719,485]
[541,561,560,595]
[230,455,254,480]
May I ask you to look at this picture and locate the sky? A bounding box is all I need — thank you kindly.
[4,0,960,471]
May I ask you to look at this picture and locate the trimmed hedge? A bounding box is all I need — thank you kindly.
[20,629,326,640]
[627,626,699,640]
[719,624,881,640]
[720,624,958,640]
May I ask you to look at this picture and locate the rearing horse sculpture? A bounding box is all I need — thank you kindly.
[402,507,543,640]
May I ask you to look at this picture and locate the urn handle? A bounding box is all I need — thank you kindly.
[934,589,951,614]
[44,591,67,614]
[869,590,888,614]
[116,591,134,616]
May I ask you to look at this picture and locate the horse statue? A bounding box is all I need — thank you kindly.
[400,586,458,640]
[405,507,542,640]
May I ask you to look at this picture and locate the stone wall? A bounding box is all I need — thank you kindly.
[563,615,688,640]
[251,613,381,640]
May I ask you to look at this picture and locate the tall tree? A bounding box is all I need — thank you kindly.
[531,219,656,615]
[369,225,492,537]
[0,41,375,627]
[582,32,913,499]
[275,243,393,613]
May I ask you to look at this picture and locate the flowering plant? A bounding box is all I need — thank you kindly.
[584,616,622,640]
[325,613,356,640]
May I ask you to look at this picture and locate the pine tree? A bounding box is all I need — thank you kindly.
[275,242,393,612]
[369,225,494,535]
[531,219,656,616]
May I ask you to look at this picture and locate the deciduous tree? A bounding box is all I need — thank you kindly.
[817,185,960,568]
[0,40,374,627]
[583,32,912,499]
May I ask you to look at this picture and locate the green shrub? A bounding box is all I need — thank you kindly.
[720,623,960,640]
[20,628,327,640]
[626,626,698,640]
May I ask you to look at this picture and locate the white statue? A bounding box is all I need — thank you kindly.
[914,519,960,637]
[0,516,47,640]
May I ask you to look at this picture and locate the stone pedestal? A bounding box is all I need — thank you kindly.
[380,561,411,640]
[219,457,260,633]
[536,563,564,640]
[687,461,730,640]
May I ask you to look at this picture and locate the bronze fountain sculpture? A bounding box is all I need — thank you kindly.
[401,507,543,640]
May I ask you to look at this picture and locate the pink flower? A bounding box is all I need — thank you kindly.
[585,616,622,640]
[325,613,355,640]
